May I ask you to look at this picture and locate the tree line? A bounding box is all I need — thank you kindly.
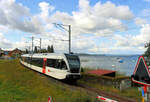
[25,45,54,53]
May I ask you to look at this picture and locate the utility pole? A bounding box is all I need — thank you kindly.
[69,25,71,54]
[34,38,42,53]
[32,36,34,54]
[29,46,31,53]
[53,23,71,54]
[40,38,42,51]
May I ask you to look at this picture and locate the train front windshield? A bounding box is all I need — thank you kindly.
[65,54,80,72]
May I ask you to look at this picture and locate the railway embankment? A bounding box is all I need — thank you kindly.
[0,59,96,102]
[0,59,141,102]
[78,69,141,101]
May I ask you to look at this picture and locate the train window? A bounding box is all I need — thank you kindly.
[28,57,31,63]
[31,58,43,68]
[21,57,22,60]
[20,57,22,60]
[65,54,80,69]
[22,57,28,63]
[47,59,56,68]
[54,59,61,69]
[24,57,29,63]
[61,60,67,70]
[47,59,67,70]
[47,59,60,69]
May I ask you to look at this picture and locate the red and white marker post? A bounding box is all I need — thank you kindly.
[96,95,118,102]
[48,96,53,102]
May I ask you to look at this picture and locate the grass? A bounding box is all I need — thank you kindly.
[0,59,96,102]
[0,59,142,102]
[79,68,142,102]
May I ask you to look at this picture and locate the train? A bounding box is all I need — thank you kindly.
[20,53,81,80]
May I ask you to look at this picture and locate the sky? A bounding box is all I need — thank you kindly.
[0,0,150,54]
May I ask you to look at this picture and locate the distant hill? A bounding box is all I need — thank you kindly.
[76,53,140,57]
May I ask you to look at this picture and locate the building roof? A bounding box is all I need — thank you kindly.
[87,69,116,76]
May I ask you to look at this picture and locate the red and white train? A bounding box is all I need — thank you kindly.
[20,53,81,80]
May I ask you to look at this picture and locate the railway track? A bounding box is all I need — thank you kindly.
[42,73,137,102]
[78,84,136,102]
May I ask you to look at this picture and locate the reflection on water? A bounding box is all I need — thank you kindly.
[79,55,139,76]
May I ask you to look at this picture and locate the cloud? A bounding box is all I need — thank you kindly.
[114,24,150,48]
[0,0,140,54]
[0,33,12,49]
[48,0,133,37]
[39,2,55,22]
[0,0,44,34]
[0,0,134,37]
[135,17,147,26]
[88,47,99,53]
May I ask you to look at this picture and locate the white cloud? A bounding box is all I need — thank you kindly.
[135,17,147,26]
[0,0,141,54]
[93,1,133,20]
[48,0,133,37]
[88,47,99,53]
[0,0,44,34]
[0,0,133,37]
[114,24,150,48]
[0,33,12,49]
[39,2,55,22]
[141,9,150,17]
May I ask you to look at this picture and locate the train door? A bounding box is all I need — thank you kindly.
[55,59,68,79]
[29,56,32,68]
[27,57,31,68]
[46,59,68,79]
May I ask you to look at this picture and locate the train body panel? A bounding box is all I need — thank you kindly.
[20,53,81,80]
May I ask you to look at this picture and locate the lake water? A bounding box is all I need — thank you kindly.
[79,55,140,76]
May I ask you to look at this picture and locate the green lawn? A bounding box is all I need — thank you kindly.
[0,59,96,102]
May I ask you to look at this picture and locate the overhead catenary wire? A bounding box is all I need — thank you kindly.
[53,23,72,53]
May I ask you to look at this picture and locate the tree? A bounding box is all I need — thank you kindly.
[51,45,54,53]
[47,45,51,53]
[144,42,150,58]
[25,49,29,54]
[34,46,38,53]
[40,49,47,53]
[144,41,150,66]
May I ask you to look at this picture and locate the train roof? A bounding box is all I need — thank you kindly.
[21,53,78,59]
